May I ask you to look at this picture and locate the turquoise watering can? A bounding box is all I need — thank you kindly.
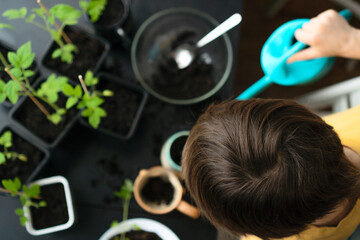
[237,9,352,100]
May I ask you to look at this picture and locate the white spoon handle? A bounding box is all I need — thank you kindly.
[196,13,242,48]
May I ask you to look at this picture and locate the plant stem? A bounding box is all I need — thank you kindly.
[4,68,51,118]
[0,51,10,69]
[37,0,73,45]
[120,198,130,240]
[78,75,89,94]
[0,187,40,199]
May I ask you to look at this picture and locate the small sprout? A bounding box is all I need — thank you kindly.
[114,179,134,240]
[0,131,27,165]
[0,178,46,227]
[72,72,110,129]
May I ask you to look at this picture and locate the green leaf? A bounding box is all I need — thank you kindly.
[4,80,22,104]
[15,208,24,216]
[20,196,26,205]
[0,23,16,30]
[49,4,82,25]
[110,220,119,228]
[51,48,62,59]
[20,215,28,226]
[39,201,47,207]
[15,41,34,69]
[62,83,75,96]
[37,74,68,103]
[0,131,12,147]
[85,95,104,108]
[63,44,76,52]
[7,52,21,68]
[0,80,6,103]
[9,68,22,80]
[81,108,92,117]
[16,41,31,60]
[18,154,27,162]
[31,8,45,18]
[94,107,107,117]
[102,90,113,97]
[2,177,21,195]
[50,30,61,42]
[73,85,83,98]
[89,113,101,128]
[26,13,35,23]
[27,184,40,199]
[61,51,74,64]
[2,8,27,20]
[24,70,34,78]
[114,179,134,200]
[57,108,66,115]
[48,113,62,124]
[66,96,78,109]
[79,1,89,12]
[86,0,107,23]
[0,153,5,165]
[84,70,98,86]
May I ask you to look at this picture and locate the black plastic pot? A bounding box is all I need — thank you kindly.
[9,78,79,149]
[84,0,134,47]
[40,26,110,82]
[78,72,148,140]
[0,40,40,108]
[0,125,49,191]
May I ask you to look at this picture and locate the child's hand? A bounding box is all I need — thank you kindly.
[287,9,360,63]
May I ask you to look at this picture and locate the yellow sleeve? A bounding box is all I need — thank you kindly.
[323,105,360,153]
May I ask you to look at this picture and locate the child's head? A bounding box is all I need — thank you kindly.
[182,99,360,239]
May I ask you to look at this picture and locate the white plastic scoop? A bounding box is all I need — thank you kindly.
[173,13,242,69]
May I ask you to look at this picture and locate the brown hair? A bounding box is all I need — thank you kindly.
[182,99,360,239]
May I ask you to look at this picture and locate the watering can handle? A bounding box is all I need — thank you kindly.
[275,9,352,68]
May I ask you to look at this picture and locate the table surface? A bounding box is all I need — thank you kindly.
[0,0,243,239]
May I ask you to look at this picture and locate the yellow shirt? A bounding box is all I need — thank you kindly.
[243,105,360,240]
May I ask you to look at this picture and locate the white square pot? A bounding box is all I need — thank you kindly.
[23,175,75,236]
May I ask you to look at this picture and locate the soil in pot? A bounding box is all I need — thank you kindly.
[30,183,69,230]
[95,77,143,137]
[111,230,162,240]
[147,29,215,100]
[140,176,174,205]
[13,85,78,144]
[95,0,125,27]
[0,129,45,184]
[42,27,106,80]
[170,135,188,166]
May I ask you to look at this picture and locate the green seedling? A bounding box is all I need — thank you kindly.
[0,177,46,226]
[0,131,27,165]
[80,0,108,23]
[0,41,71,125]
[113,179,134,240]
[1,0,82,63]
[63,70,113,129]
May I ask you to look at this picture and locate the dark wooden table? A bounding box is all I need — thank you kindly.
[0,0,243,239]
